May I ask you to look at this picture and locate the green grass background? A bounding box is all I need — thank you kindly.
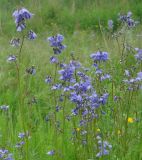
[0,0,142,160]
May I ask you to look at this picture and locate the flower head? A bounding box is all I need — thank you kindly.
[0,105,9,111]
[12,7,34,31]
[128,117,134,123]
[135,48,142,61]
[7,55,17,62]
[90,51,109,62]
[47,150,55,156]
[48,34,66,54]
[28,30,37,40]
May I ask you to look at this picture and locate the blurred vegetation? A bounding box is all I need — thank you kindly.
[0,0,142,35]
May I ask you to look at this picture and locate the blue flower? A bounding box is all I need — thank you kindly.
[51,84,62,90]
[0,105,9,111]
[118,11,139,28]
[90,51,109,62]
[70,92,82,104]
[0,149,14,160]
[10,38,20,47]
[135,48,142,61]
[7,55,17,62]
[100,74,111,81]
[48,34,66,54]
[50,56,58,63]
[96,136,112,158]
[18,132,25,138]
[108,20,113,29]
[28,30,37,40]
[45,76,52,83]
[15,141,25,148]
[26,66,36,75]
[12,8,34,31]
[47,150,55,156]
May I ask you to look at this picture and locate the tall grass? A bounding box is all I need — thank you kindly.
[1,0,142,35]
[0,1,142,160]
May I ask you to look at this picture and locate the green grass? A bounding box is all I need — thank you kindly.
[0,1,142,160]
[0,27,142,159]
[1,0,142,35]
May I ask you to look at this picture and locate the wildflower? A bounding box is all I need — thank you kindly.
[124,70,130,77]
[26,66,36,75]
[51,84,62,90]
[108,20,113,29]
[0,149,14,160]
[136,72,142,80]
[47,150,55,156]
[18,132,25,138]
[10,38,20,47]
[15,141,25,148]
[99,93,109,105]
[96,137,112,158]
[0,105,9,111]
[7,55,17,62]
[50,56,58,63]
[45,76,52,83]
[100,74,111,81]
[70,92,82,104]
[48,34,66,54]
[12,7,34,32]
[28,30,37,40]
[118,11,139,28]
[76,128,81,132]
[58,66,75,82]
[56,106,62,112]
[135,48,142,61]
[128,117,134,123]
[90,51,109,62]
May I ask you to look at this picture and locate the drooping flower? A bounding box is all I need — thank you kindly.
[28,30,37,40]
[7,55,17,62]
[10,38,20,47]
[12,7,34,32]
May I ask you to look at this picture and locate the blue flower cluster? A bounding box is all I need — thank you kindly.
[48,34,66,54]
[0,149,14,160]
[12,8,33,32]
[15,132,30,149]
[96,135,112,158]
[118,11,139,28]
[90,51,109,62]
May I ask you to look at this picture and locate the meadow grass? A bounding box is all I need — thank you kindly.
[0,2,142,160]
